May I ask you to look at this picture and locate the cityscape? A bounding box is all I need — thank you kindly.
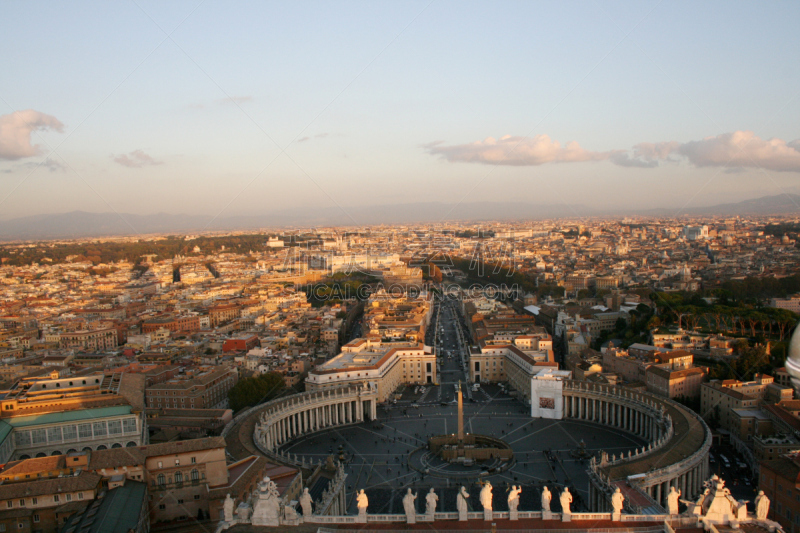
[1,3,800,533]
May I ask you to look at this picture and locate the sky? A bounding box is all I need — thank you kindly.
[0,1,799,221]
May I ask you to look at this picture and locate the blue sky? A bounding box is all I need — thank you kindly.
[1,1,799,219]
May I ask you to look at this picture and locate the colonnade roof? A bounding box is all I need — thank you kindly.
[597,395,707,480]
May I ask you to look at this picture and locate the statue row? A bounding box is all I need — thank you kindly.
[355,484,597,522]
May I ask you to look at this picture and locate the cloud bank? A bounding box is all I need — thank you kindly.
[113,150,163,168]
[0,110,64,160]
[427,134,609,166]
[428,131,800,172]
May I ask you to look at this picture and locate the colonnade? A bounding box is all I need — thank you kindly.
[564,381,711,513]
[564,391,667,442]
[255,386,378,453]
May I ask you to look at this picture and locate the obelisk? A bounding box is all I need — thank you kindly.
[457,381,465,443]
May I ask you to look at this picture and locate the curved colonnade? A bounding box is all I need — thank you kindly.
[254,386,378,454]
[563,381,711,512]
[246,381,709,515]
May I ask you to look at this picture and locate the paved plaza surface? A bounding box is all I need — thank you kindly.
[281,385,646,515]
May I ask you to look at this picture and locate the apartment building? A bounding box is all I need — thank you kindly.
[0,471,103,532]
[759,452,800,533]
[142,314,201,334]
[645,365,707,400]
[700,375,794,432]
[0,436,249,526]
[769,295,800,313]
[57,326,118,351]
[145,365,238,410]
[208,304,241,327]
[306,339,435,402]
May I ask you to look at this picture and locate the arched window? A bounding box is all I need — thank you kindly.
[157,474,165,488]
[174,471,183,487]
[191,469,199,485]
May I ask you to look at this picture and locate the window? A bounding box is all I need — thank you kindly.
[122,418,137,433]
[66,493,72,502]
[157,474,166,487]
[191,456,196,464]
[62,425,77,441]
[78,424,92,439]
[107,420,122,435]
[157,461,163,468]
[6,501,12,508]
[78,492,83,500]
[159,504,166,510]
[174,472,183,486]
[32,498,37,505]
[14,432,30,447]
[31,429,46,445]
[191,469,199,484]
[194,494,200,500]
[92,421,107,437]
[53,495,59,503]
[33,515,39,523]
[47,426,62,443]
[175,459,180,466]
[178,499,184,504]
[18,500,23,507]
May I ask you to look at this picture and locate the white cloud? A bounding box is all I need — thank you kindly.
[427,131,800,173]
[0,110,64,160]
[426,134,609,166]
[113,150,163,168]
[677,131,800,172]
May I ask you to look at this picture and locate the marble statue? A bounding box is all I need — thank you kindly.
[425,488,438,516]
[252,476,281,527]
[223,493,235,522]
[300,487,313,518]
[356,489,369,518]
[667,486,681,516]
[508,485,521,511]
[508,485,521,520]
[541,486,552,512]
[560,487,573,515]
[480,481,493,520]
[755,490,770,520]
[457,486,470,521]
[611,487,625,520]
[480,482,493,510]
[403,488,418,523]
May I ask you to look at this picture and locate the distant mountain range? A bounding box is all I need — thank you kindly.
[0,194,797,241]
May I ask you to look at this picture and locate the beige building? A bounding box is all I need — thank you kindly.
[468,342,555,404]
[146,365,238,410]
[700,375,793,432]
[306,339,435,402]
[646,365,707,400]
[58,326,118,351]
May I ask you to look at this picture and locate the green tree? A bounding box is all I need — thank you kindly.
[228,372,286,412]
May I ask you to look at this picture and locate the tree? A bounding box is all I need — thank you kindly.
[228,372,286,412]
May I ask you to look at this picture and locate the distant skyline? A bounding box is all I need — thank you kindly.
[1,1,799,222]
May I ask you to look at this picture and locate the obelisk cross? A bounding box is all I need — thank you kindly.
[457,380,465,443]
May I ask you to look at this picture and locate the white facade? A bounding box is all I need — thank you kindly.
[530,368,572,419]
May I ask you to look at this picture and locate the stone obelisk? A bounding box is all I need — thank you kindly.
[457,381,465,443]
